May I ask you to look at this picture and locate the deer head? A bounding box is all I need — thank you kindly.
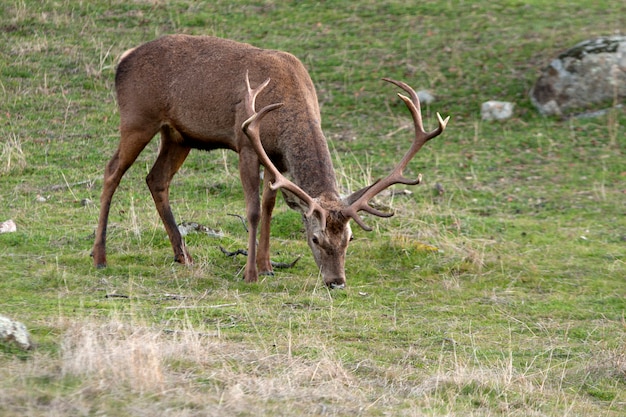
[243,73,449,288]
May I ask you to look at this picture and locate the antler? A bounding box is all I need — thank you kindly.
[342,78,450,231]
[241,71,329,228]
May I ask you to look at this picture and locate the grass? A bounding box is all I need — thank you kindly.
[1,0,625,415]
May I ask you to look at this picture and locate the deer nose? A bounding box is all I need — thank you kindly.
[325,277,346,290]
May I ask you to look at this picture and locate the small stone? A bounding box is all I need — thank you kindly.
[417,90,435,105]
[481,101,515,121]
[0,314,33,350]
[177,221,224,238]
[0,219,16,233]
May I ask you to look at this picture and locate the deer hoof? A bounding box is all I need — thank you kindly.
[174,254,193,264]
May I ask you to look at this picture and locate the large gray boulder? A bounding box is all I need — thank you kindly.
[530,35,626,116]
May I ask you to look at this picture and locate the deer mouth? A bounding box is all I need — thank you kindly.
[325,277,346,289]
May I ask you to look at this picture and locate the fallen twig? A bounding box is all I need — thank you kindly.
[48,179,95,191]
[227,213,248,232]
[219,246,301,269]
[105,293,130,299]
[219,246,248,257]
[162,293,189,301]
[271,256,301,269]
[162,329,219,337]
[164,303,237,310]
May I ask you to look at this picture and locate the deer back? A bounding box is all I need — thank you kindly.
[115,35,338,196]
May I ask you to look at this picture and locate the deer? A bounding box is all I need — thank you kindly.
[91,35,449,289]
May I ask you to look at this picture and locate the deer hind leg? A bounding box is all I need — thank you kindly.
[238,147,261,283]
[257,170,278,276]
[146,126,192,264]
[92,126,157,267]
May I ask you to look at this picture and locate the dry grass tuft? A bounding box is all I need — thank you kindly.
[0,317,366,415]
[0,133,27,175]
[60,320,167,394]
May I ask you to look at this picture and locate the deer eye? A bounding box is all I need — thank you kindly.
[312,235,320,245]
[349,235,354,242]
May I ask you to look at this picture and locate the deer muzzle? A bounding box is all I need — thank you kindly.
[325,276,346,290]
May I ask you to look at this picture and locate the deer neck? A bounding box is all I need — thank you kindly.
[283,129,339,200]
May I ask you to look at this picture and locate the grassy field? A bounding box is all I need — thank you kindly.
[1,0,625,415]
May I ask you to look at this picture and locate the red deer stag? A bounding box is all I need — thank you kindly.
[92,35,449,288]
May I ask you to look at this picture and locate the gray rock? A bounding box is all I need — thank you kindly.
[530,35,626,116]
[0,219,16,233]
[0,314,33,350]
[481,101,515,121]
[417,90,435,105]
[177,221,224,238]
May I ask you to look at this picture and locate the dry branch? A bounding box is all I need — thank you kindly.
[219,246,301,269]
[164,303,237,310]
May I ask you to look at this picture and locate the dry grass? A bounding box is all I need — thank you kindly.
[2,316,622,416]
[1,317,367,416]
[0,133,27,175]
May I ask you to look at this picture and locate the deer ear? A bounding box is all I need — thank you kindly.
[280,188,327,230]
[281,188,312,213]
[343,182,378,205]
[281,189,326,225]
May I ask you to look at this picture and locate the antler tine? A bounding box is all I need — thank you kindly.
[342,78,449,231]
[382,77,450,143]
[241,72,328,228]
[383,78,425,132]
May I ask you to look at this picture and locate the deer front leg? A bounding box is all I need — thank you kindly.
[239,148,261,283]
[257,171,278,276]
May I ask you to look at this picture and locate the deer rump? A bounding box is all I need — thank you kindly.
[92,35,448,289]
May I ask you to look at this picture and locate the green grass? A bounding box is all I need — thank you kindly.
[1,0,625,415]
